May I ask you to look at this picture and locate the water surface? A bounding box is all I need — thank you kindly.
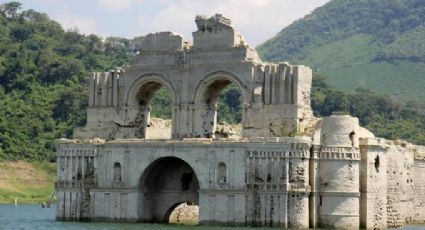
[0,204,423,230]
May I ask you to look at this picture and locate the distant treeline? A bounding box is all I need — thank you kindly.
[311,74,425,144]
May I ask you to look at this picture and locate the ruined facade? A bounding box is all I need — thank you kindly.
[55,14,425,229]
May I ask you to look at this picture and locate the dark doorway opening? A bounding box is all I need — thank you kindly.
[138,157,199,224]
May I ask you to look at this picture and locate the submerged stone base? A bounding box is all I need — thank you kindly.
[56,137,313,228]
[56,128,425,229]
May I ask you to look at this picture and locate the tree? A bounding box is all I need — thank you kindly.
[0,2,22,17]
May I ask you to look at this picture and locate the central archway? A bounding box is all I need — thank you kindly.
[138,157,200,223]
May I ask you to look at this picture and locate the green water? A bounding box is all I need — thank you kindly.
[0,204,424,230]
[0,204,268,230]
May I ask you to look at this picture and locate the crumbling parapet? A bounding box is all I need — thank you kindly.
[193,14,246,49]
[73,14,314,141]
[141,32,186,51]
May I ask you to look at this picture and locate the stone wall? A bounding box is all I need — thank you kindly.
[359,139,425,229]
[244,144,310,228]
[360,138,388,229]
[412,148,425,223]
[56,138,315,227]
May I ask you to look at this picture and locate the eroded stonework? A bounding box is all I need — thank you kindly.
[56,14,425,229]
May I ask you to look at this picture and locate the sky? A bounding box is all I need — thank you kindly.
[13,0,329,46]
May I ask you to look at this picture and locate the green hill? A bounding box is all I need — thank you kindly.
[0,2,131,160]
[258,0,425,101]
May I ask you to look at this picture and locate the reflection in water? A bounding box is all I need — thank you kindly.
[0,204,423,230]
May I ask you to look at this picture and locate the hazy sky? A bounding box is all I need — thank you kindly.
[15,0,329,46]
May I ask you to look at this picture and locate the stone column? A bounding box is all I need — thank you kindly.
[89,73,96,107]
[318,115,361,229]
[287,148,310,229]
[264,64,272,105]
[309,145,320,228]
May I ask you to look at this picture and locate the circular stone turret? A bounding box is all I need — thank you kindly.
[321,115,359,147]
[318,115,360,229]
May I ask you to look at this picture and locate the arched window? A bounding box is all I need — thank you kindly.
[349,131,356,147]
[217,162,227,183]
[374,155,380,173]
[113,162,122,183]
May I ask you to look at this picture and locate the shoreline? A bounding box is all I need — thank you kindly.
[0,160,55,204]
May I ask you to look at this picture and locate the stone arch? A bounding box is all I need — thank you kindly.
[192,70,250,138]
[125,73,177,107]
[192,70,249,105]
[138,157,200,223]
[124,74,177,139]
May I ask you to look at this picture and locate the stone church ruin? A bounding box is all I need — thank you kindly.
[55,14,425,229]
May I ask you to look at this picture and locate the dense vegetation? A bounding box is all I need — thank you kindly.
[149,88,172,120]
[258,0,425,101]
[0,2,423,162]
[312,75,425,144]
[150,84,242,125]
[0,2,131,160]
[217,85,242,124]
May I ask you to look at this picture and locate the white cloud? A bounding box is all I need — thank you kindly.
[96,0,139,11]
[133,0,329,46]
[24,0,329,44]
[53,14,100,35]
[246,0,272,7]
[135,3,199,38]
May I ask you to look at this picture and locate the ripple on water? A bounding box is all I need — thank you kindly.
[0,204,424,230]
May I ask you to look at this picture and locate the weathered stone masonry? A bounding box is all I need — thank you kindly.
[56,14,425,229]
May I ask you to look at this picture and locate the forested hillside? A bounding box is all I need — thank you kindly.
[0,2,131,160]
[258,0,425,101]
[311,75,425,144]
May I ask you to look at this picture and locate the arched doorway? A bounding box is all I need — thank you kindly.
[194,73,245,138]
[138,157,199,223]
[133,80,174,139]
